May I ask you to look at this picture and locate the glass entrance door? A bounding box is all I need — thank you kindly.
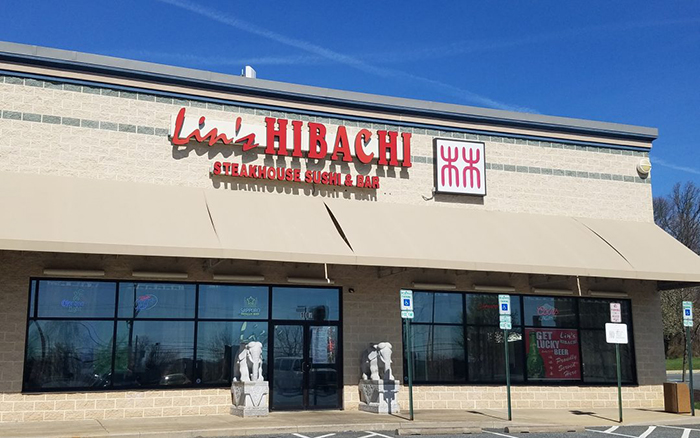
[271,324,340,410]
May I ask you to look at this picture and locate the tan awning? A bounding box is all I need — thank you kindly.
[324,200,700,283]
[0,172,354,263]
[1,171,700,284]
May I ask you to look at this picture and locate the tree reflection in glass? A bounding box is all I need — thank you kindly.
[24,320,114,390]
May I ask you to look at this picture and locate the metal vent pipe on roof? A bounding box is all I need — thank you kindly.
[242,65,256,79]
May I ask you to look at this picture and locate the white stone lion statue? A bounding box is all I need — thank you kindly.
[233,341,264,382]
[360,342,394,381]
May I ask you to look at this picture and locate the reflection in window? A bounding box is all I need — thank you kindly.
[465,293,522,326]
[467,327,524,382]
[412,325,465,382]
[272,287,339,321]
[24,320,115,390]
[199,285,269,319]
[113,321,195,388]
[579,299,631,329]
[581,330,634,383]
[37,281,117,318]
[118,283,196,319]
[197,321,268,385]
[523,296,577,328]
[413,292,463,324]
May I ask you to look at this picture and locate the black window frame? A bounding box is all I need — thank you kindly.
[404,290,637,386]
[22,278,342,394]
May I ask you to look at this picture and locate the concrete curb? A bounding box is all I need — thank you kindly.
[505,425,585,433]
[398,426,483,435]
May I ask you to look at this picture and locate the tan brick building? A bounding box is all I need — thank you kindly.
[1,41,700,422]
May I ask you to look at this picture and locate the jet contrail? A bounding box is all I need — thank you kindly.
[154,0,534,113]
[654,157,700,176]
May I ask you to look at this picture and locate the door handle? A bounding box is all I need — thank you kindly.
[303,362,312,372]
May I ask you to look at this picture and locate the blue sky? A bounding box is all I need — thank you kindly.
[1,1,698,196]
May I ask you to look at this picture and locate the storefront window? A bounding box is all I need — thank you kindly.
[196,321,268,385]
[523,296,577,327]
[412,325,465,382]
[524,328,580,380]
[271,287,339,321]
[118,283,195,319]
[414,292,463,324]
[405,291,635,385]
[24,279,340,393]
[465,293,522,326]
[467,327,524,382]
[37,280,117,318]
[24,320,115,390]
[199,285,268,319]
[113,321,195,388]
[579,299,634,383]
[581,330,634,383]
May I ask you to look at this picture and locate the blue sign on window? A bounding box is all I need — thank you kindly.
[501,304,508,311]
[686,309,692,316]
[403,299,411,306]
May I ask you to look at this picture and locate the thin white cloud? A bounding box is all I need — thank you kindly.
[114,50,322,67]
[153,0,534,113]
[654,157,700,176]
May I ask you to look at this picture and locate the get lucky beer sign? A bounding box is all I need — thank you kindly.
[525,328,580,380]
[169,107,412,189]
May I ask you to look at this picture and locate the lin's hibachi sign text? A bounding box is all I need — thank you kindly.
[169,107,412,189]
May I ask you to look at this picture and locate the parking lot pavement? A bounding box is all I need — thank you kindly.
[216,425,700,438]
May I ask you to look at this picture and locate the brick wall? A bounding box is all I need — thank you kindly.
[0,75,653,222]
[0,252,666,421]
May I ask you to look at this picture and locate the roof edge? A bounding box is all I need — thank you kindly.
[0,40,658,142]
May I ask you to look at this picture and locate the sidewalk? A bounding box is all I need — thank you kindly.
[2,408,700,438]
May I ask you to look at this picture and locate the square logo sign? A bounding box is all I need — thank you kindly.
[435,139,486,196]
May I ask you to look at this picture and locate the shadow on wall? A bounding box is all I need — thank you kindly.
[211,175,378,201]
[433,193,485,206]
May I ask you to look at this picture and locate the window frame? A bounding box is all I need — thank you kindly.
[404,290,637,387]
[22,278,341,393]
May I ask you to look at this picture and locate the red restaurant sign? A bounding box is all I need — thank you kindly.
[169,108,412,189]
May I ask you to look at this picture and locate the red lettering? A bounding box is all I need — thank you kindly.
[377,130,399,166]
[236,133,258,151]
[354,129,374,164]
[285,168,294,181]
[401,132,412,168]
[240,164,248,178]
[222,162,231,175]
[265,118,288,156]
[231,163,239,177]
[371,176,379,188]
[201,126,232,146]
[212,161,222,175]
[330,126,353,162]
[172,109,234,146]
[291,121,304,157]
[356,175,365,188]
[305,170,313,183]
[308,122,328,159]
[294,169,301,182]
[171,108,190,146]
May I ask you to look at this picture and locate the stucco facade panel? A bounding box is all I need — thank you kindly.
[0,80,652,222]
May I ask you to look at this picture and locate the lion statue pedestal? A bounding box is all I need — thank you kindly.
[230,341,269,417]
[358,342,401,414]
